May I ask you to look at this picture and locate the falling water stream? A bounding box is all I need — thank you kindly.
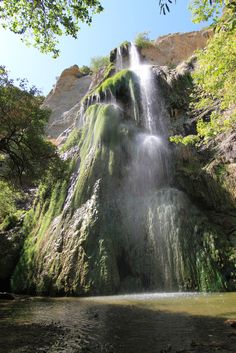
[128,43,171,191]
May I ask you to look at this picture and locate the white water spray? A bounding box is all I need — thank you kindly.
[116,46,123,72]
[129,43,156,133]
[128,42,171,188]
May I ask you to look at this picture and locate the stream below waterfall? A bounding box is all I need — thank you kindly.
[1,292,236,353]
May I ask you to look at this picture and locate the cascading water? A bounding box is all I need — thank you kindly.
[118,44,225,291]
[127,43,171,192]
[116,46,123,72]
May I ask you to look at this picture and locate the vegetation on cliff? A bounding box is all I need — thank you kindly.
[90,56,110,73]
[0,67,59,229]
[134,32,153,49]
[170,4,236,145]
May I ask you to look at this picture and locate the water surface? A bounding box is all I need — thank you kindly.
[0,292,236,353]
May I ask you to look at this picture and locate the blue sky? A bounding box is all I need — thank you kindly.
[0,0,207,95]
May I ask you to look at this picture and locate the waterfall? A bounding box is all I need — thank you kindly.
[116,46,123,72]
[15,41,226,296]
[128,43,171,191]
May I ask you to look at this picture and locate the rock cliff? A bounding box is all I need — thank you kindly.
[141,30,212,66]
[43,65,91,139]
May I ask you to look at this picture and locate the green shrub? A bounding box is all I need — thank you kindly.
[0,181,20,223]
[90,56,110,73]
[170,6,236,145]
[80,65,91,75]
[134,32,153,49]
[0,213,19,231]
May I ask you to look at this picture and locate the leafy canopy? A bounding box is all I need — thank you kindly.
[0,66,56,184]
[0,0,103,57]
[170,4,236,145]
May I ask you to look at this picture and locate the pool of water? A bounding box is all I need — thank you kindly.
[0,292,236,353]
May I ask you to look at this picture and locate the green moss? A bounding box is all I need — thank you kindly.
[11,157,76,293]
[82,69,141,118]
[71,103,127,210]
[95,69,139,98]
[81,63,115,106]
[60,128,81,152]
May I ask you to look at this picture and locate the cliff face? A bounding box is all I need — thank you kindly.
[7,30,235,296]
[141,30,212,66]
[43,65,91,139]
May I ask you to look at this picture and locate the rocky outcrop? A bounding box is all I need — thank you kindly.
[43,65,92,139]
[141,30,212,66]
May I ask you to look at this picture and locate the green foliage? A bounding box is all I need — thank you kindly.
[196,112,236,140]
[0,180,19,223]
[90,56,110,73]
[0,0,103,57]
[0,66,56,184]
[189,0,224,23]
[134,32,153,49]
[193,28,236,110]
[0,211,24,231]
[169,134,200,145]
[80,65,91,75]
[171,5,236,145]
[119,40,130,47]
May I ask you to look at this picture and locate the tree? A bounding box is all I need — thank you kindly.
[90,56,110,73]
[159,0,225,17]
[170,3,236,145]
[0,0,103,57]
[0,66,56,184]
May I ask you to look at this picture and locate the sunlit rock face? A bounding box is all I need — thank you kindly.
[141,30,212,66]
[43,65,91,139]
